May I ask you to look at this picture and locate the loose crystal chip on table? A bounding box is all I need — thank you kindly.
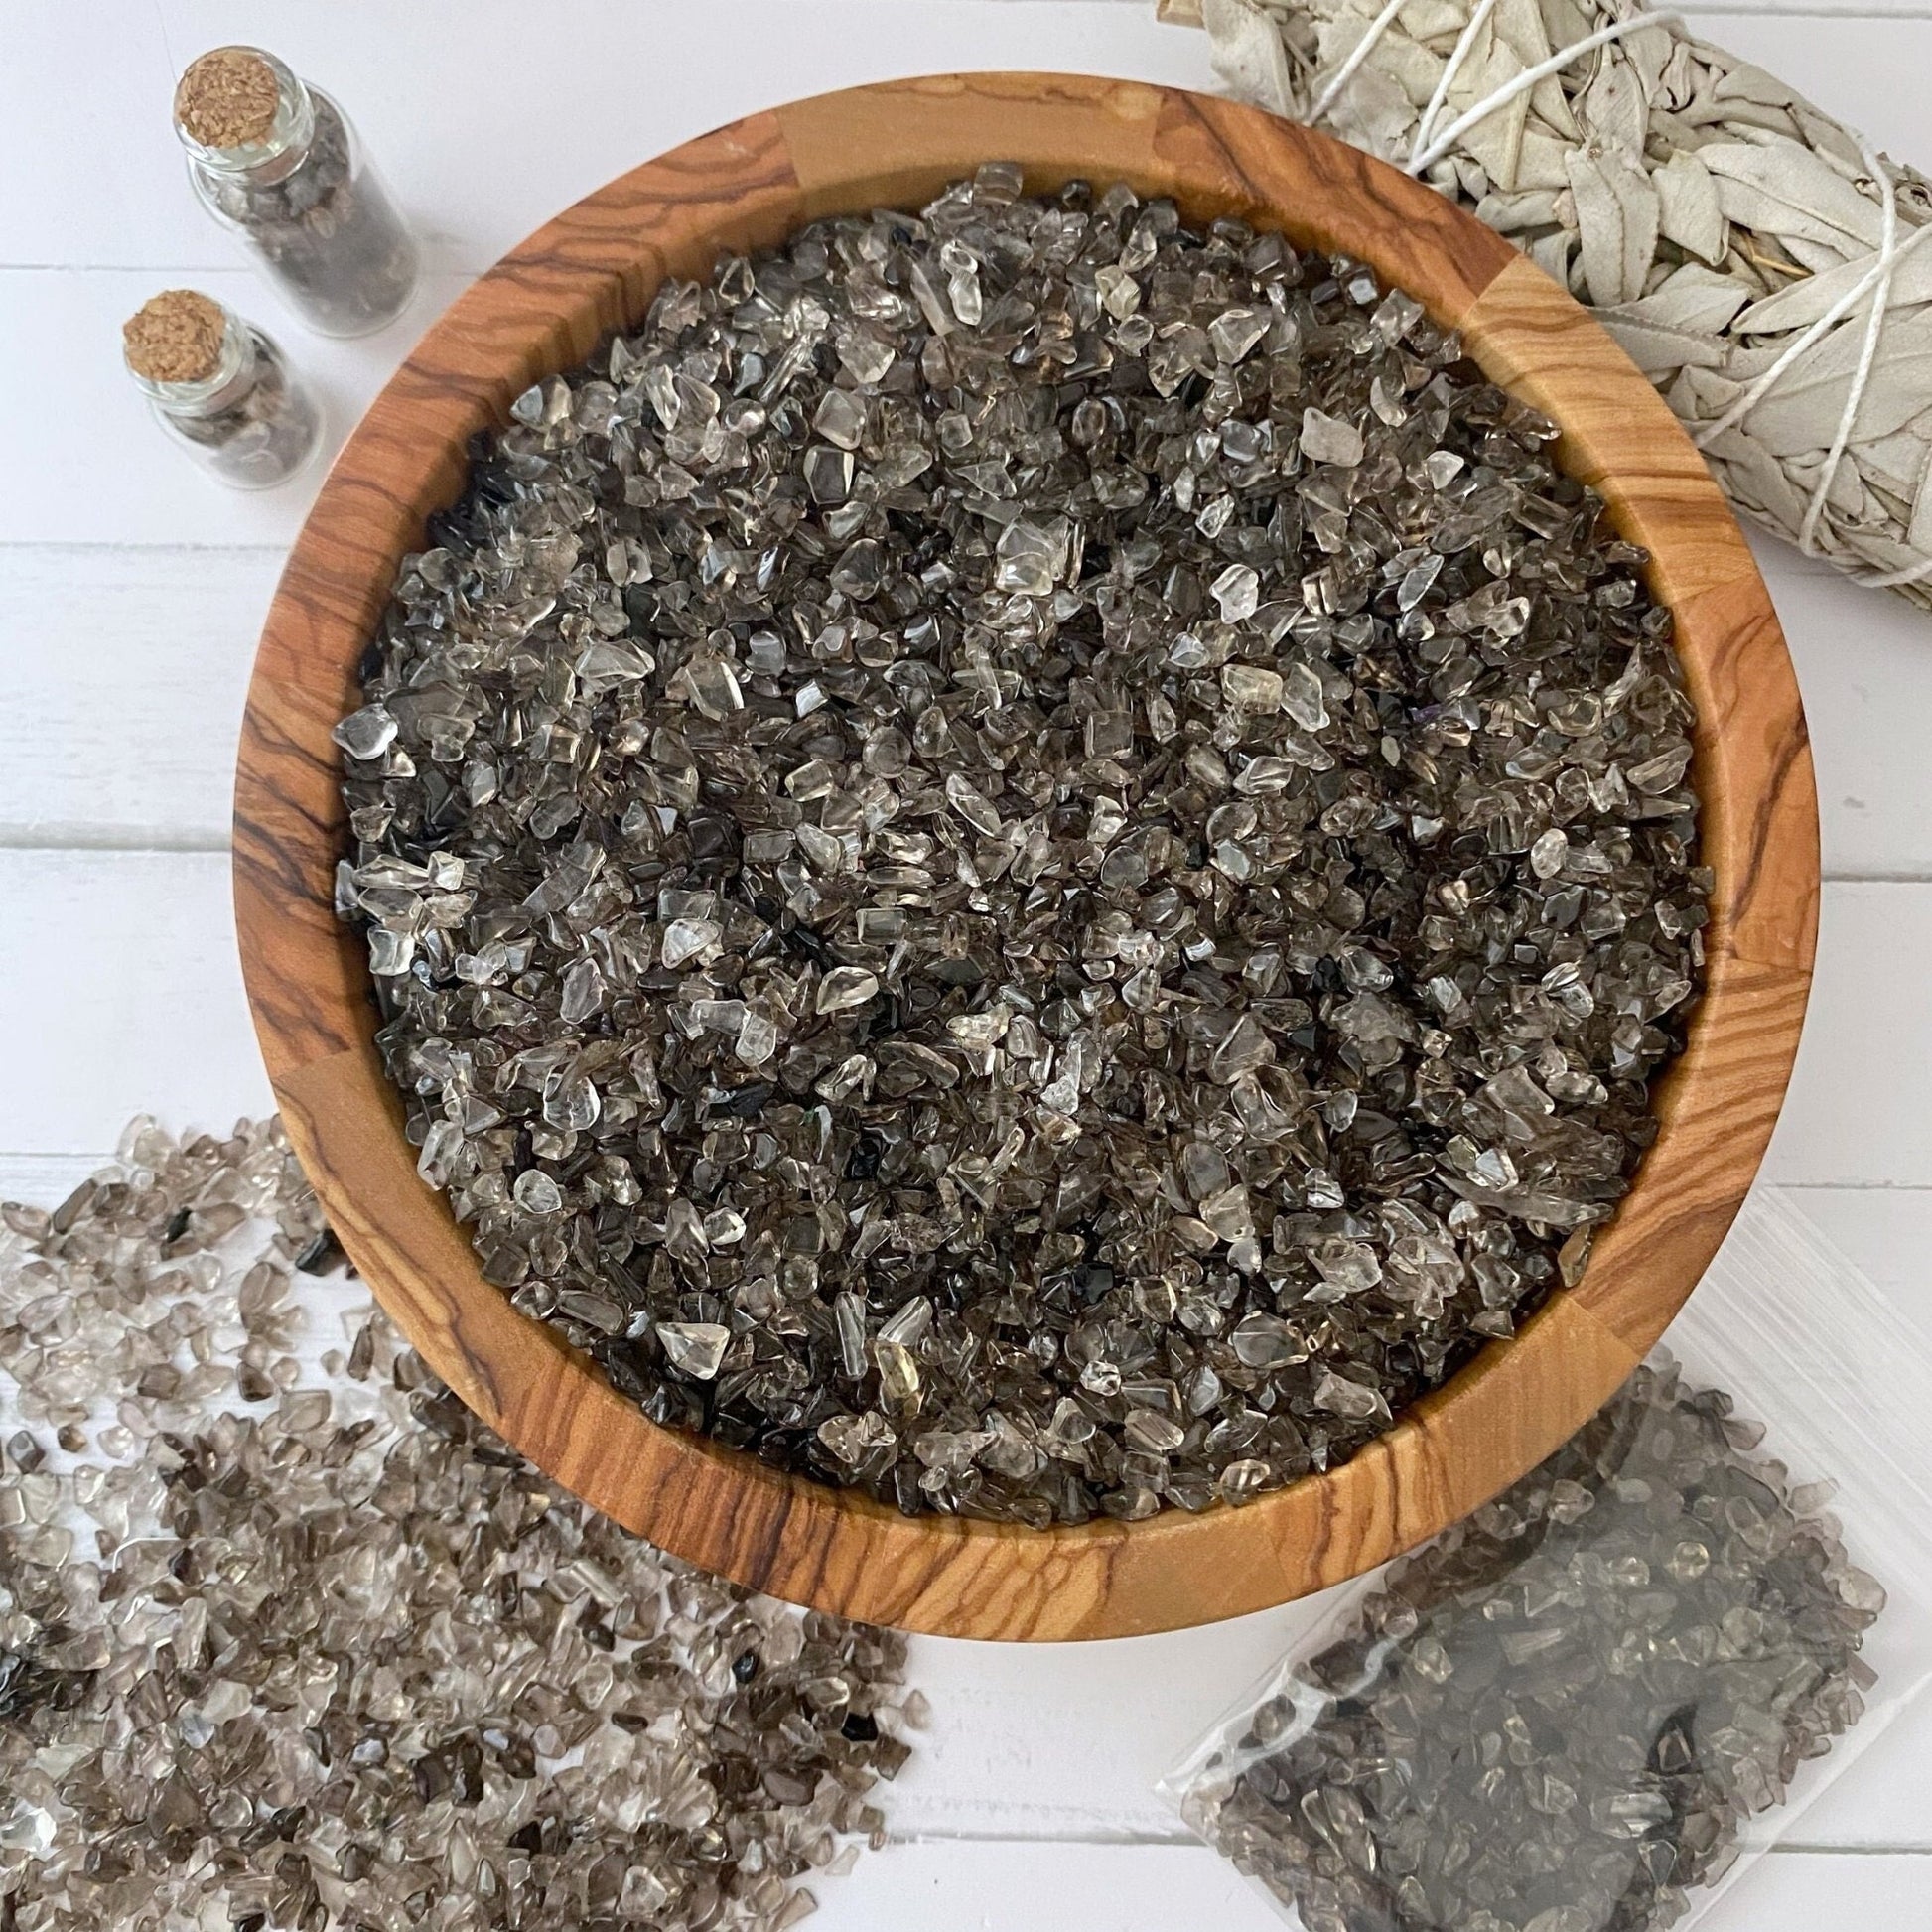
[339,166,1706,1525]
[0,1117,913,1930]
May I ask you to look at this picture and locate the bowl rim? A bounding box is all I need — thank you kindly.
[233,70,1818,1640]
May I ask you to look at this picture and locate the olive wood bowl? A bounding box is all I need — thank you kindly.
[234,72,1817,1640]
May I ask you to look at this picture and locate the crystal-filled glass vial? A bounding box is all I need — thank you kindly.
[173,46,419,339]
[122,291,324,490]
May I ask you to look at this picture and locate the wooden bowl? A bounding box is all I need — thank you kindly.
[234,72,1817,1640]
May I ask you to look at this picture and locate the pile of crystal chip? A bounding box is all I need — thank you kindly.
[0,1117,914,1932]
[1173,1358,1885,1932]
[337,163,1708,1523]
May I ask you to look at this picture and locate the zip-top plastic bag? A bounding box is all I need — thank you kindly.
[1159,1191,1932,1932]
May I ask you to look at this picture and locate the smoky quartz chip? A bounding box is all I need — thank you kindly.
[0,1118,913,1931]
[1172,1357,1885,1932]
[340,167,1707,1524]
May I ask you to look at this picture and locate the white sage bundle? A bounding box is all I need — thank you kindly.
[1168,0,1932,609]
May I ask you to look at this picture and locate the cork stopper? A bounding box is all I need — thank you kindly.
[123,290,229,385]
[174,47,280,149]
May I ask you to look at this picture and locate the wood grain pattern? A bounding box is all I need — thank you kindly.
[233,73,1816,1639]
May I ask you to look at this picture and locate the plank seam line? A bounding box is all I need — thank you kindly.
[0,260,481,277]
[1683,3,1932,11]
[0,832,229,855]
[1774,1179,1932,1192]
[0,261,288,275]
[883,1827,1932,1852]
[1676,3,1932,12]
[0,540,289,557]
[1818,869,1932,884]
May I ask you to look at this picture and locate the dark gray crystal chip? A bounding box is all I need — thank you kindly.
[341,166,1708,1525]
[1173,1357,1884,1932]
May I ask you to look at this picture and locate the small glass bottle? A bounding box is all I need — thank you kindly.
[122,290,324,489]
[172,46,418,339]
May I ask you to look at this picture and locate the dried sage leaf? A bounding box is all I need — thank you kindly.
[1192,0,1932,606]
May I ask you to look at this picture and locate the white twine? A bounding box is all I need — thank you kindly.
[1688,196,1932,587]
[1309,0,1932,586]
[1407,14,1678,176]
[1784,140,1932,591]
[1686,178,1930,451]
[1311,0,1682,184]
[1309,0,1416,123]
[1798,138,1897,558]
[1409,0,1502,169]
[1859,549,1932,590]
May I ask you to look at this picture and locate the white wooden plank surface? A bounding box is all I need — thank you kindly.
[1770,542,1932,884]
[0,269,473,548]
[1757,883,1932,1188]
[0,852,269,1156]
[896,1623,1932,1852]
[0,845,1926,1858]
[0,1156,104,1213]
[5,10,1930,549]
[0,1,1202,274]
[6,0,1932,1910]
[0,545,280,849]
[759,1842,1930,1929]
[0,3,1914,282]
[4,1111,1929,1856]
[1676,12,1932,149]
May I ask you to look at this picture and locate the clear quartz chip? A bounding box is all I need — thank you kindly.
[835,327,895,384]
[1530,827,1570,878]
[657,1320,731,1380]
[1301,407,1366,467]
[816,967,880,1014]
[1312,1369,1390,1422]
[1283,662,1329,732]
[662,916,721,968]
[1221,663,1282,711]
[1211,564,1261,621]
[512,1169,563,1214]
[804,444,854,504]
[736,1009,779,1066]
[366,926,414,976]
[1124,1409,1185,1453]
[994,518,1068,595]
[1095,262,1142,319]
[812,388,866,451]
[874,1338,921,1407]
[333,705,398,759]
[1199,1184,1254,1242]
[834,1292,870,1379]
[943,771,1003,836]
[1208,307,1270,363]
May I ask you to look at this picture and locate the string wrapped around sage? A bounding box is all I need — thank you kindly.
[1162,0,1932,611]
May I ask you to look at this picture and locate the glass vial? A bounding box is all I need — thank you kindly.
[122,291,324,489]
[173,46,419,338]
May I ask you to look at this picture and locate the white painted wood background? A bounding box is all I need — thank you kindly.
[4,3,1931,1923]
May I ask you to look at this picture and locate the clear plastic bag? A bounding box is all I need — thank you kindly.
[1159,1190,1932,1932]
